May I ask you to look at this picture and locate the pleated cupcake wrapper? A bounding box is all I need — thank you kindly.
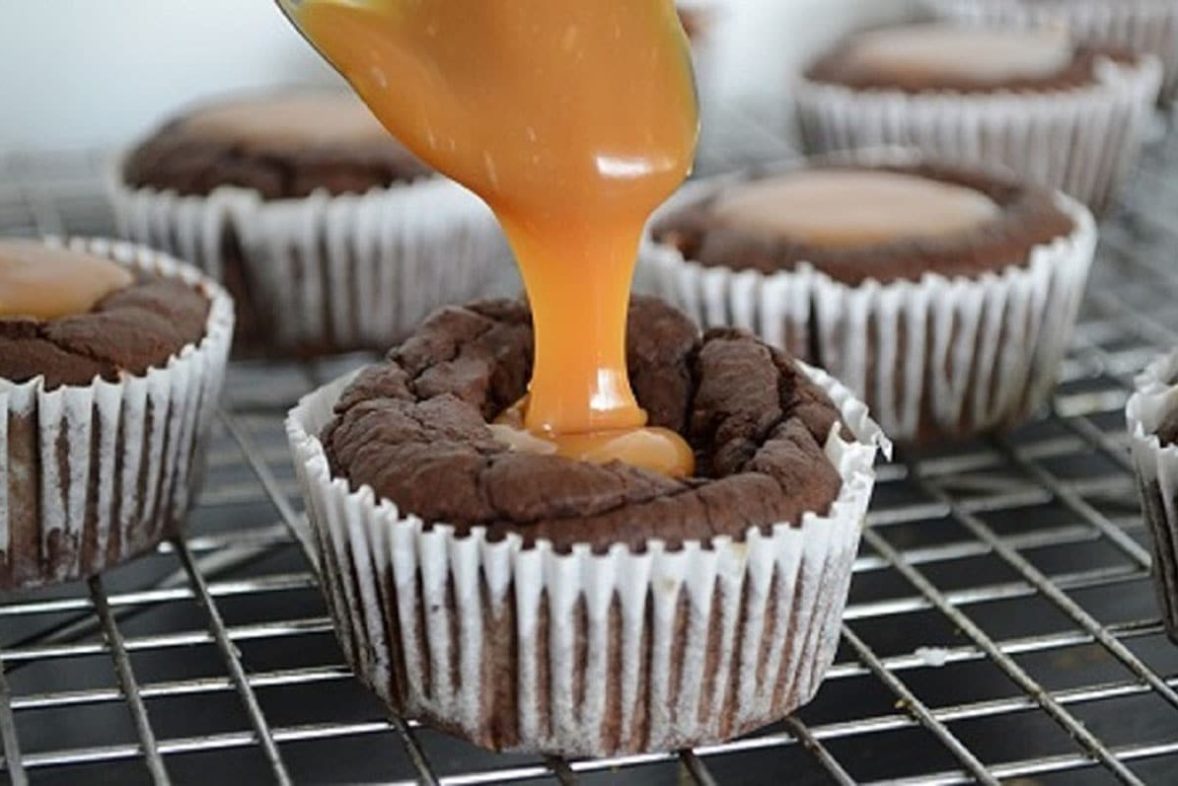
[110,174,514,354]
[0,239,233,591]
[931,0,1178,103]
[794,54,1162,212]
[286,366,884,756]
[641,175,1097,443]
[1126,349,1178,642]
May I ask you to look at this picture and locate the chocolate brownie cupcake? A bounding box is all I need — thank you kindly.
[1127,348,1178,643]
[644,153,1097,443]
[286,296,885,755]
[0,238,233,590]
[932,0,1178,104]
[112,91,511,356]
[795,23,1161,211]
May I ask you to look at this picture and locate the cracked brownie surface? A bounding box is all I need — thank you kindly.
[122,92,434,200]
[0,247,210,390]
[323,297,846,552]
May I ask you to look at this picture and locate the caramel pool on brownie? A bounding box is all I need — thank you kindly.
[807,22,1131,94]
[0,240,210,389]
[652,162,1076,286]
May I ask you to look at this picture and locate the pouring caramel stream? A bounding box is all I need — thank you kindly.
[291,0,699,475]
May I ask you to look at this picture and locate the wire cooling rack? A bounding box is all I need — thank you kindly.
[2,111,1178,786]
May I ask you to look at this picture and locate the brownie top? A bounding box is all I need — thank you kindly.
[322,297,846,552]
[0,244,211,389]
[807,23,1128,94]
[122,92,434,200]
[652,162,1076,286]
[0,239,134,321]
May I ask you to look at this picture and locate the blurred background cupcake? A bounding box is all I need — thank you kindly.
[112,91,514,358]
[795,22,1162,213]
[645,150,1097,443]
[930,0,1178,105]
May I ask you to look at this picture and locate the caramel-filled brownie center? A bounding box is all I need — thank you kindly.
[712,169,1002,249]
[0,240,133,320]
[651,163,1077,286]
[323,297,846,552]
[841,24,1074,86]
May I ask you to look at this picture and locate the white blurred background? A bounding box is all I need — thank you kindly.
[0,0,916,153]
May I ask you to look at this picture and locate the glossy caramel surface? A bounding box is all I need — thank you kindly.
[293,0,699,474]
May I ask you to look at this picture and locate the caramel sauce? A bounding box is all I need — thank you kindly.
[290,0,699,476]
[491,398,694,478]
[0,240,133,320]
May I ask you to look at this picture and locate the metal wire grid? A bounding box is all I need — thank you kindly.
[0,120,1177,785]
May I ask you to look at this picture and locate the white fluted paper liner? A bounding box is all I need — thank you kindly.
[0,239,233,591]
[794,53,1162,212]
[286,364,885,755]
[1126,348,1178,642]
[642,175,1097,443]
[931,0,1178,104]
[110,174,514,354]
